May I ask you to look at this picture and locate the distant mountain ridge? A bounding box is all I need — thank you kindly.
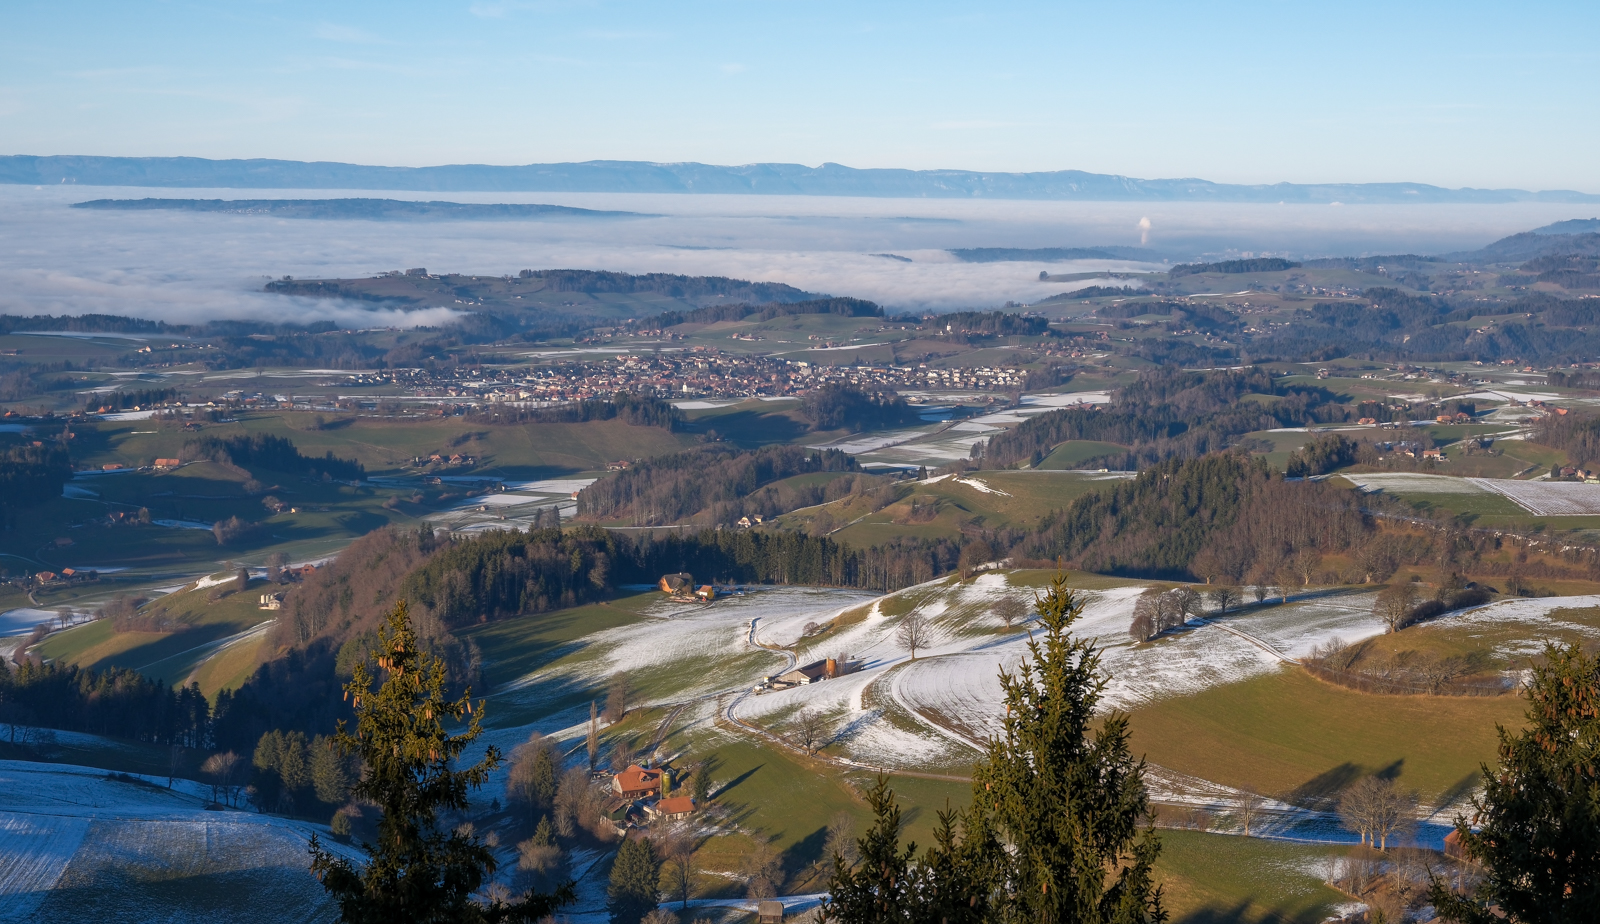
[6,154,1598,203]
[71,197,647,221]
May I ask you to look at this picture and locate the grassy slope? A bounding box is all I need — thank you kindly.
[1126,667,1523,805]
[1036,440,1128,469]
[33,578,273,685]
[1156,830,1349,924]
[821,471,1116,545]
[79,414,692,478]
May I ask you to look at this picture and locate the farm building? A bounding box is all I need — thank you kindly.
[611,765,663,799]
[645,796,696,821]
[776,659,837,686]
[758,901,785,923]
[658,573,693,595]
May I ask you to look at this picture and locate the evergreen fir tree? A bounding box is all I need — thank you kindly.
[818,776,922,923]
[311,733,353,806]
[309,601,571,923]
[822,574,1164,923]
[968,572,1164,923]
[606,836,662,924]
[1430,643,1600,923]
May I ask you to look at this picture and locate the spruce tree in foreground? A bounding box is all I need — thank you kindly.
[820,573,1165,923]
[1430,643,1600,923]
[606,836,663,924]
[309,601,571,923]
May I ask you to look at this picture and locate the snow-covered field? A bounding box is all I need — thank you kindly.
[1341,473,1489,495]
[675,576,1392,771]
[1341,472,1600,516]
[0,761,345,923]
[1474,478,1600,516]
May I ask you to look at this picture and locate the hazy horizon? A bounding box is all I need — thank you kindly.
[1,184,1593,326]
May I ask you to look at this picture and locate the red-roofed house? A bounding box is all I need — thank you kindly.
[646,796,696,821]
[611,765,662,799]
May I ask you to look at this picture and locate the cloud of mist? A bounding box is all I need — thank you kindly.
[0,185,1595,325]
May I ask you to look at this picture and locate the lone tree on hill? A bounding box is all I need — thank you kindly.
[896,612,930,660]
[1430,643,1600,922]
[995,595,1029,631]
[1374,582,1419,633]
[308,601,571,923]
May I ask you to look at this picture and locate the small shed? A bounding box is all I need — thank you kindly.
[758,900,784,923]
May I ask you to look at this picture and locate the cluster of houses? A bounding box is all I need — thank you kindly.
[607,763,698,834]
[413,452,478,468]
[1373,441,1447,462]
[25,567,98,589]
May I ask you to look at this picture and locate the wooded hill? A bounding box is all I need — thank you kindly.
[980,367,1345,470]
[576,444,881,525]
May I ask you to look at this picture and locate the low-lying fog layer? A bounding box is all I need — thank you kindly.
[1,184,1594,324]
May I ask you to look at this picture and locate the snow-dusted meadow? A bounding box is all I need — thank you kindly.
[0,760,346,923]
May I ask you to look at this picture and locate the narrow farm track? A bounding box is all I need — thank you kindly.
[723,617,969,783]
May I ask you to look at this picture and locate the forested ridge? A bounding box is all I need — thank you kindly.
[980,366,1344,470]
[649,296,881,328]
[464,392,680,429]
[0,442,71,530]
[576,444,872,525]
[183,432,365,481]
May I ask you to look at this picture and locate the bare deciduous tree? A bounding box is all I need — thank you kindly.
[995,596,1029,631]
[587,700,600,771]
[1206,586,1242,615]
[660,821,698,912]
[821,810,859,878]
[896,612,929,660]
[794,707,828,755]
[201,751,242,807]
[1374,582,1419,634]
[1339,775,1416,850]
[1235,785,1267,836]
[1292,548,1323,588]
[741,839,783,899]
[604,673,629,724]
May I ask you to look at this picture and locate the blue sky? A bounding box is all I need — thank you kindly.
[3,1,1597,190]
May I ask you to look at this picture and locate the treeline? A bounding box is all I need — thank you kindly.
[0,659,212,748]
[650,297,881,328]
[1529,412,1600,469]
[576,445,862,525]
[1547,369,1600,390]
[183,433,365,481]
[1058,285,1135,299]
[1252,290,1600,365]
[465,393,680,430]
[1016,452,1378,582]
[924,311,1052,338]
[1286,433,1360,477]
[85,387,175,412]
[0,313,169,335]
[979,366,1343,471]
[798,383,921,433]
[0,442,71,530]
[1170,258,1300,276]
[513,269,816,303]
